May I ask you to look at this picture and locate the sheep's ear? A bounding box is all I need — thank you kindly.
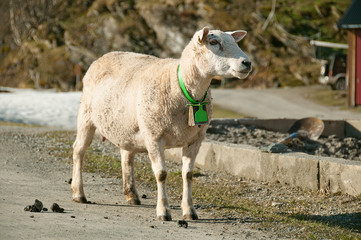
[197,27,209,44]
[227,30,247,42]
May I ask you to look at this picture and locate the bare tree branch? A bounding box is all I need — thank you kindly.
[9,0,22,46]
[262,0,277,31]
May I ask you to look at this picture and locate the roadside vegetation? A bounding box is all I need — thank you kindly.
[0,0,352,90]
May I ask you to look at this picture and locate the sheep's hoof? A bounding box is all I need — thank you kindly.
[183,213,198,220]
[73,196,88,204]
[157,215,172,221]
[127,199,141,205]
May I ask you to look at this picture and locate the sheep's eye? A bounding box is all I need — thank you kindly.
[209,39,218,45]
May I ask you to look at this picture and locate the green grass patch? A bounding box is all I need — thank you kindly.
[306,88,361,113]
[212,104,247,118]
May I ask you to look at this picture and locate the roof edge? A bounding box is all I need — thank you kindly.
[339,24,361,29]
[338,0,361,29]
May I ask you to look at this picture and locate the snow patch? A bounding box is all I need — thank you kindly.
[0,88,81,129]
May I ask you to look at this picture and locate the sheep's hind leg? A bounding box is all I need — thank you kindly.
[71,105,96,203]
[181,140,202,220]
[120,149,140,205]
[146,141,171,221]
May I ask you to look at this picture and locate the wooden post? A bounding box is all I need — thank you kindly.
[355,29,361,105]
[347,30,356,107]
[74,64,82,91]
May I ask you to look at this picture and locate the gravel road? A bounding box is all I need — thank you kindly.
[0,126,282,240]
[1,125,360,239]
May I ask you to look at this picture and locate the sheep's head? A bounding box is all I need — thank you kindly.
[192,27,251,79]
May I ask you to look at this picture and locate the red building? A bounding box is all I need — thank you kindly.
[338,0,361,106]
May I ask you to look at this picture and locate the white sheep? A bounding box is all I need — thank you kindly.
[72,27,251,221]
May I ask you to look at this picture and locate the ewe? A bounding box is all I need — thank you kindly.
[72,27,251,221]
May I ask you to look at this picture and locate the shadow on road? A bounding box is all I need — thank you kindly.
[289,212,361,232]
[87,202,157,209]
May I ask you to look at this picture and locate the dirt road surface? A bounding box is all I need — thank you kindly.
[0,126,280,240]
[212,86,361,120]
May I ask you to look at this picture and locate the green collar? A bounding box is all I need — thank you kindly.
[177,65,208,105]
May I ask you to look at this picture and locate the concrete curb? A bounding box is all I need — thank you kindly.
[165,141,361,197]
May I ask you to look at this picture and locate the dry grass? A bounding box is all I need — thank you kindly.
[0,121,41,127]
[305,87,361,113]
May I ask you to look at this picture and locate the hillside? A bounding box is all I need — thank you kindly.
[0,0,352,90]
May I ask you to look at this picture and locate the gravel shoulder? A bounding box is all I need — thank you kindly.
[0,125,279,240]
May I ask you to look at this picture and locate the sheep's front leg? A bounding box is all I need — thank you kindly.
[147,141,171,221]
[120,150,140,205]
[181,140,202,220]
